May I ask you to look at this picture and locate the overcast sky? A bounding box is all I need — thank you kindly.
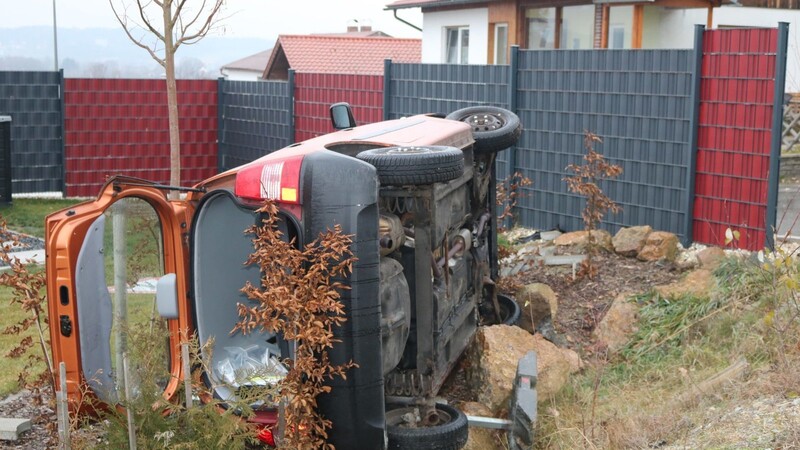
[0,0,423,39]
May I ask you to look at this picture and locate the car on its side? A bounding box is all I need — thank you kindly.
[45,104,522,449]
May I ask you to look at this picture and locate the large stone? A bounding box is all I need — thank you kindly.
[465,325,572,412]
[553,230,613,252]
[612,225,652,257]
[697,246,726,270]
[515,283,558,334]
[637,231,679,262]
[594,294,640,352]
[655,269,715,299]
[458,402,503,450]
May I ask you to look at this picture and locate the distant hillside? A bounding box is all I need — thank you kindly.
[0,26,274,78]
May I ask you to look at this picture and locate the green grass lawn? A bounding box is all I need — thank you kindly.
[0,198,82,237]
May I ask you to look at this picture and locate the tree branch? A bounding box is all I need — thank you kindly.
[135,0,166,41]
[109,0,166,67]
[175,0,222,50]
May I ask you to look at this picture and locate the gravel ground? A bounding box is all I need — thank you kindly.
[0,390,56,449]
[0,230,45,268]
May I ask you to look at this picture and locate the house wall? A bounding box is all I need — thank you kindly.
[643,6,800,92]
[220,68,263,81]
[422,8,490,64]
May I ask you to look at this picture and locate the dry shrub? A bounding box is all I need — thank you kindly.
[236,201,356,450]
[496,171,532,231]
[563,132,622,279]
[0,218,55,402]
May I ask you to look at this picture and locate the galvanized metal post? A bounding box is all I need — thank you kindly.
[383,59,393,121]
[287,69,296,145]
[122,354,137,450]
[113,202,128,395]
[683,25,705,247]
[216,77,225,172]
[766,22,790,249]
[182,342,192,409]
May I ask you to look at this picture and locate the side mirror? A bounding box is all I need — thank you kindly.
[330,102,356,130]
[156,273,179,319]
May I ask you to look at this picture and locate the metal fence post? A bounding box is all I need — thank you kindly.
[58,69,66,196]
[684,25,705,247]
[507,45,520,182]
[767,22,790,249]
[383,59,392,121]
[216,77,225,173]
[287,69,296,145]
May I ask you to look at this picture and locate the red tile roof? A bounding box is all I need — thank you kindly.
[264,35,421,77]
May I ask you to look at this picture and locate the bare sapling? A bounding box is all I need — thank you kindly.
[564,132,622,279]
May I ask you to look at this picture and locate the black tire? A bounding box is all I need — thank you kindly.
[480,294,521,326]
[356,146,464,186]
[445,106,522,154]
[386,403,469,450]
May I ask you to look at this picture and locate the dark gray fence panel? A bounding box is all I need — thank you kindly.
[386,63,512,181]
[515,49,695,239]
[0,71,63,193]
[218,79,291,171]
[386,64,510,118]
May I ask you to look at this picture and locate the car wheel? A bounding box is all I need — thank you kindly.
[445,106,522,154]
[386,403,469,450]
[480,293,521,326]
[356,146,464,186]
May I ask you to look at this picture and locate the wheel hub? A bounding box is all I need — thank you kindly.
[466,113,504,132]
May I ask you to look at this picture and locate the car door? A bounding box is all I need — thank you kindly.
[46,176,195,410]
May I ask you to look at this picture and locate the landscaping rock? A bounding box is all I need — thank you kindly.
[594,293,640,352]
[554,230,613,252]
[638,231,679,262]
[458,402,503,450]
[697,246,726,270]
[655,269,715,299]
[612,225,652,257]
[515,283,558,333]
[466,325,573,412]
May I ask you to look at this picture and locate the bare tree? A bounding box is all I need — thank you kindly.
[110,0,224,193]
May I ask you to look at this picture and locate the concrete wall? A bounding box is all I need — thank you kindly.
[421,8,489,64]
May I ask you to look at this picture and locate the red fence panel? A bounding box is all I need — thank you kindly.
[293,73,383,142]
[64,78,217,197]
[693,28,779,250]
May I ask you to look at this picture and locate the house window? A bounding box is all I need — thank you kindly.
[608,6,633,49]
[560,5,595,50]
[445,26,470,64]
[526,8,556,49]
[610,26,625,49]
[494,24,508,65]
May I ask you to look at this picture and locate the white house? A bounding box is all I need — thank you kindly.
[386,0,800,91]
[220,50,272,81]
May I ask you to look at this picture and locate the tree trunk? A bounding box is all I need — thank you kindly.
[163,1,181,198]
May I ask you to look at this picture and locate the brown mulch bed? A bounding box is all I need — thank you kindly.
[515,252,684,355]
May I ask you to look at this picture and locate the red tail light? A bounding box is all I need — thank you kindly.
[235,155,304,204]
[256,427,276,447]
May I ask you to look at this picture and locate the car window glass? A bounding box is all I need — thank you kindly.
[102,197,170,399]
